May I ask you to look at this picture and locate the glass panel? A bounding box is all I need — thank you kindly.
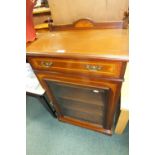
[46,80,109,126]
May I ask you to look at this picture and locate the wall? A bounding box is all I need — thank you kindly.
[48,0,128,25]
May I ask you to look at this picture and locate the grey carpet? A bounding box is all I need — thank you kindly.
[26,96,129,155]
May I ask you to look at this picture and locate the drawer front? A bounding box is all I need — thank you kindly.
[28,57,123,78]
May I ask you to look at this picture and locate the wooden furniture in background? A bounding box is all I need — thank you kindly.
[33,7,50,15]
[26,21,128,135]
[115,110,129,134]
[115,64,129,134]
[33,6,52,31]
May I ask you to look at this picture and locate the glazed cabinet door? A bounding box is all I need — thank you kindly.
[46,80,109,126]
[36,72,121,135]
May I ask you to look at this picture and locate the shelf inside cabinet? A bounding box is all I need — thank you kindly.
[62,106,104,125]
[57,97,105,116]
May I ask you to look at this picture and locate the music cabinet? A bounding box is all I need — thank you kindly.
[27,27,128,135]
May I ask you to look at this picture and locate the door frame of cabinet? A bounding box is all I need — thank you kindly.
[34,71,122,135]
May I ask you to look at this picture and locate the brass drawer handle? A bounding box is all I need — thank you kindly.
[85,64,102,71]
[41,61,53,67]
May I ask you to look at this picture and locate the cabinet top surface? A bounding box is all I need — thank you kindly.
[26,29,129,60]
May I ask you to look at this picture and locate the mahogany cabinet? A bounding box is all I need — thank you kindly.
[26,28,128,135]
